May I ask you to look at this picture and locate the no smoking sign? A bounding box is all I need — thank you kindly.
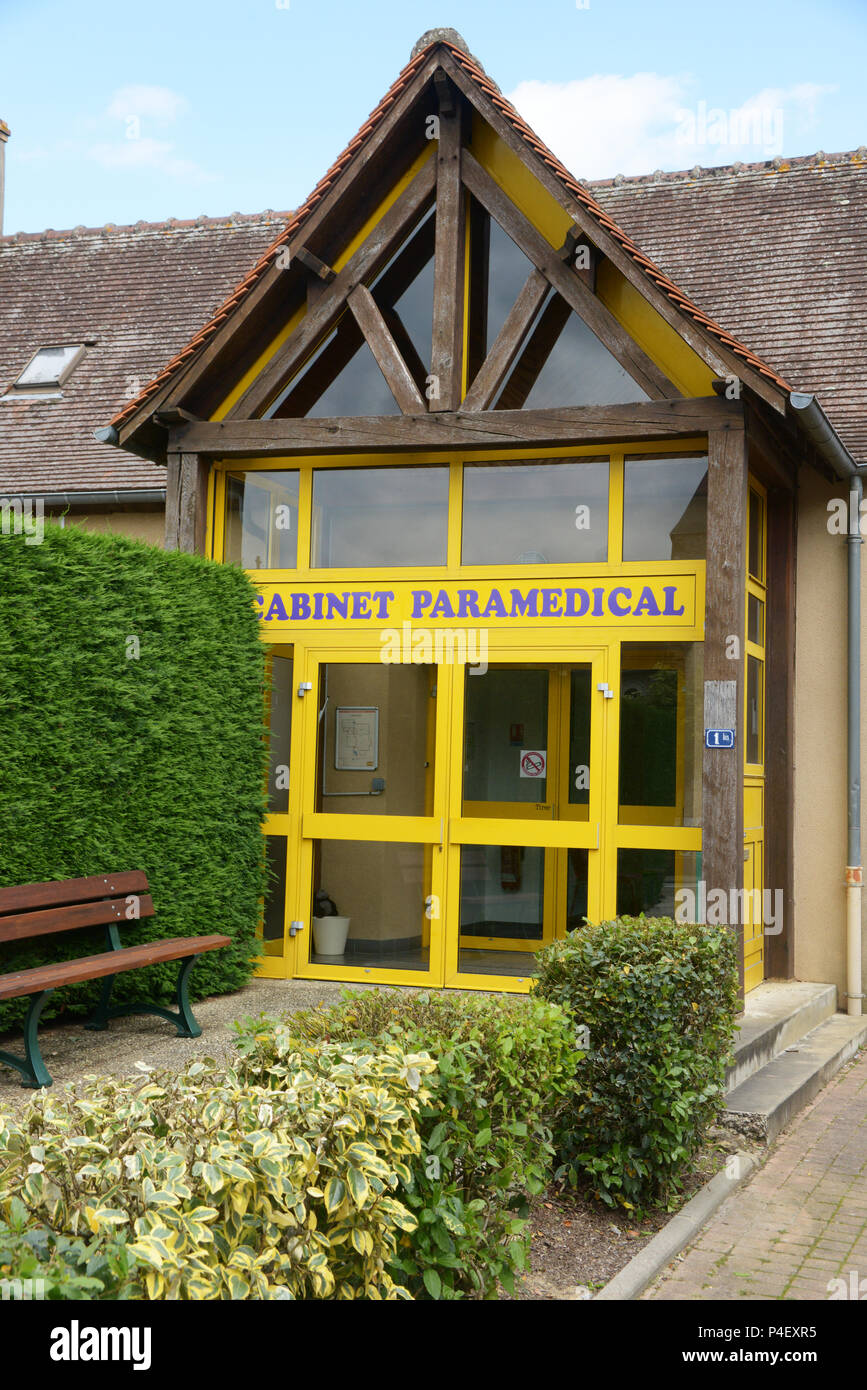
[519,749,547,779]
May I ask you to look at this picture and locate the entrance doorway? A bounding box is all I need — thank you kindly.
[287,649,605,990]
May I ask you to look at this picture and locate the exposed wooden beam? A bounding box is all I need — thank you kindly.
[461,149,679,402]
[116,51,445,443]
[165,452,209,554]
[430,79,465,412]
[347,284,427,414]
[438,48,788,417]
[226,157,437,420]
[170,395,742,456]
[702,427,749,1000]
[461,267,549,411]
[153,406,199,427]
[294,246,336,282]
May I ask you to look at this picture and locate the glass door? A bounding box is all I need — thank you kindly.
[294,651,448,985]
[446,654,605,987]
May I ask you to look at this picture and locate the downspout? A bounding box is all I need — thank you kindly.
[790,392,863,1016]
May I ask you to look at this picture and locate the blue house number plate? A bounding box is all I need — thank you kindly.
[705,728,735,748]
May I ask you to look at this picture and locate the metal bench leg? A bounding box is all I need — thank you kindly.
[0,990,54,1088]
[79,955,203,1039]
[84,974,116,1031]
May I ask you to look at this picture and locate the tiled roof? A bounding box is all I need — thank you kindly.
[591,151,867,466]
[0,214,285,494]
[110,37,795,438]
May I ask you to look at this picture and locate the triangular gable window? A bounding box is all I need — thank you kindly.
[467,203,537,382]
[493,286,650,410]
[267,209,434,419]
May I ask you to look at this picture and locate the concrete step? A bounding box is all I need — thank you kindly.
[726,981,837,1093]
[724,1013,867,1143]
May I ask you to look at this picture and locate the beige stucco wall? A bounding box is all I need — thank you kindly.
[48,509,165,546]
[793,468,867,1005]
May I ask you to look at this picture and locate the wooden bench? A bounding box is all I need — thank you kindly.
[0,871,230,1089]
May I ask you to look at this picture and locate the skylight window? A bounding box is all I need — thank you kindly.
[15,344,84,389]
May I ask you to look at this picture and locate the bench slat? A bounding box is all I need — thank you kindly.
[0,872,149,916]
[0,895,155,945]
[0,936,232,1001]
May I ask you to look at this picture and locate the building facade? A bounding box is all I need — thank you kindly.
[4,32,866,1006]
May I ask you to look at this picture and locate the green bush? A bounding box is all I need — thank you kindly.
[0,523,269,1028]
[0,1044,434,1299]
[533,916,739,1211]
[235,988,580,1298]
[0,1213,135,1300]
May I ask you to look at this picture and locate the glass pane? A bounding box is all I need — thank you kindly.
[461,459,608,565]
[619,643,703,826]
[459,844,544,978]
[311,466,448,567]
[267,318,402,419]
[262,835,288,956]
[749,490,764,581]
[617,849,702,918]
[748,593,764,647]
[566,848,589,932]
[747,654,763,765]
[464,667,549,805]
[267,653,293,815]
[622,456,708,561]
[568,668,592,811]
[371,208,435,382]
[224,471,299,569]
[318,663,433,816]
[310,840,430,972]
[17,344,81,387]
[467,204,537,383]
[494,288,650,410]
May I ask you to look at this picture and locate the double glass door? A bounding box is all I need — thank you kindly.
[281,647,606,990]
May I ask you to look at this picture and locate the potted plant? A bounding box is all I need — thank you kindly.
[312,889,350,956]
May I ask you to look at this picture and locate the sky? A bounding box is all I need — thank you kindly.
[1,0,864,235]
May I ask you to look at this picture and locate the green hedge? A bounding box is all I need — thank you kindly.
[533,916,739,1211]
[0,523,268,1028]
[236,988,580,1298]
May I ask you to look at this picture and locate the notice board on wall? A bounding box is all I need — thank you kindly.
[335,707,379,770]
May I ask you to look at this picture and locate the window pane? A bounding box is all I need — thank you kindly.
[748,593,764,647]
[17,344,81,387]
[310,840,430,972]
[461,459,608,565]
[619,643,703,826]
[747,654,763,764]
[464,667,548,805]
[225,471,299,569]
[311,466,448,567]
[459,844,545,978]
[568,667,592,810]
[467,205,537,383]
[617,849,702,918]
[623,456,708,561]
[262,835,288,956]
[371,208,435,381]
[749,489,764,581]
[318,663,434,816]
[268,319,402,419]
[267,653,293,815]
[494,289,650,410]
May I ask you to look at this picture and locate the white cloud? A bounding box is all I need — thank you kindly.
[505,74,837,178]
[105,85,187,125]
[88,137,218,182]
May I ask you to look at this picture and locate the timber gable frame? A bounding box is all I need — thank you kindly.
[109,35,795,469]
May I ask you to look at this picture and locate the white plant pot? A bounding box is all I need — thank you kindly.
[312,915,350,955]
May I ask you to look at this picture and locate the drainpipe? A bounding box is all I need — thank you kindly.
[789,392,863,1016]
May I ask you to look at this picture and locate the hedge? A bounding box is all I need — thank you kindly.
[533,916,739,1210]
[0,523,268,1029]
[236,988,580,1297]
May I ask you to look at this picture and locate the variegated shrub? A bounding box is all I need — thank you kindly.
[0,1044,434,1300]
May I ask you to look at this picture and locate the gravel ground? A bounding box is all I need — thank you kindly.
[0,978,377,1106]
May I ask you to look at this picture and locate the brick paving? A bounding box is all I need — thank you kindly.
[644,1048,867,1301]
